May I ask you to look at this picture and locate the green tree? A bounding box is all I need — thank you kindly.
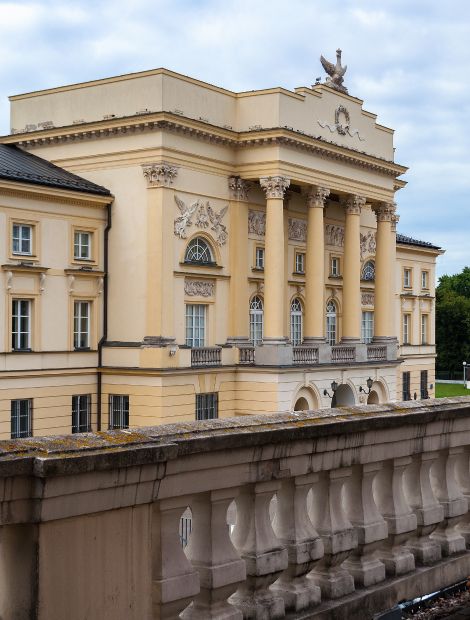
[436,267,470,373]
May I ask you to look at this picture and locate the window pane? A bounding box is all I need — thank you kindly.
[109,395,129,429]
[196,393,218,420]
[186,305,206,347]
[11,399,32,438]
[185,238,213,264]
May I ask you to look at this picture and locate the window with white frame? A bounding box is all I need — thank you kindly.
[331,257,340,277]
[74,301,90,349]
[290,298,303,345]
[11,399,32,438]
[361,311,374,343]
[403,268,412,288]
[72,394,91,433]
[362,260,375,281]
[295,252,305,274]
[249,296,263,345]
[421,270,429,290]
[12,223,32,255]
[12,299,31,351]
[184,237,213,264]
[255,247,264,269]
[109,394,129,429]
[403,313,411,344]
[402,372,411,401]
[185,304,206,347]
[326,300,337,346]
[196,393,218,420]
[74,231,92,260]
[421,314,429,345]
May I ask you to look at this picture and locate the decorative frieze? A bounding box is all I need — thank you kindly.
[307,186,330,208]
[184,279,215,297]
[344,194,366,215]
[360,230,377,259]
[174,196,228,245]
[248,210,266,236]
[259,176,290,199]
[142,163,178,187]
[288,218,307,242]
[325,224,344,247]
[228,176,251,201]
[361,292,375,307]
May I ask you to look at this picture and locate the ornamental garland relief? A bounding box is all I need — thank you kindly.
[361,292,375,307]
[174,195,228,246]
[184,279,215,297]
[288,218,307,242]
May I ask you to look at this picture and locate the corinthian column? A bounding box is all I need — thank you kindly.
[259,176,290,343]
[304,186,329,343]
[342,194,365,342]
[374,202,396,340]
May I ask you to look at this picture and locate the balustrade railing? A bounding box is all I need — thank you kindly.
[191,346,222,367]
[331,345,356,363]
[293,346,319,365]
[2,397,470,619]
[367,345,387,361]
[238,346,255,365]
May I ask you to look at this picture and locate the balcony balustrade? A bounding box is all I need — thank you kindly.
[191,346,221,367]
[367,345,387,361]
[293,346,319,365]
[2,397,470,619]
[331,345,356,363]
[238,346,255,365]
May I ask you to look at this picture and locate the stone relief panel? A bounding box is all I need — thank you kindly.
[361,292,375,307]
[360,230,376,259]
[248,210,266,236]
[288,218,307,242]
[174,195,228,245]
[325,224,344,247]
[184,279,215,297]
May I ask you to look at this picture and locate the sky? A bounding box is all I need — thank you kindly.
[0,0,468,277]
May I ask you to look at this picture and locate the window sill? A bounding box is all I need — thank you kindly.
[252,267,264,272]
[293,271,305,276]
[181,261,220,269]
[74,347,91,352]
[329,274,342,279]
[11,348,33,353]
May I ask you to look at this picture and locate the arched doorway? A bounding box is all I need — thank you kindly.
[331,383,355,407]
[367,390,379,404]
[294,397,309,411]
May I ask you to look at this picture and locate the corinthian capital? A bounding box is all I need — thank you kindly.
[375,201,397,222]
[260,176,290,199]
[306,186,330,208]
[228,176,252,201]
[142,163,178,187]
[344,194,366,215]
[391,213,400,233]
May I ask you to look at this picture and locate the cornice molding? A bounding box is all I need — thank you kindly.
[0,179,112,207]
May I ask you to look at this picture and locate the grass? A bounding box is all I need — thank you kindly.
[435,382,470,398]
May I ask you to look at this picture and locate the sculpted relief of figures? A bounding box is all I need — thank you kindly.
[325,224,344,247]
[361,292,375,307]
[248,210,266,236]
[174,195,228,245]
[288,218,307,242]
[360,230,376,259]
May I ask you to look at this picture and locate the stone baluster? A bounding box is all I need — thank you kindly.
[271,474,323,612]
[182,489,246,619]
[309,468,357,599]
[374,457,417,575]
[430,448,468,556]
[455,448,470,547]
[230,481,288,619]
[342,463,388,587]
[151,498,200,619]
[403,452,444,565]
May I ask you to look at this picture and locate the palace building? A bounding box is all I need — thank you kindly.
[0,60,442,438]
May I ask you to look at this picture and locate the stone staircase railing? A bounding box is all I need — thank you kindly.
[2,397,470,619]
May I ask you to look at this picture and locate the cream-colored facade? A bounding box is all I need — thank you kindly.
[0,66,442,437]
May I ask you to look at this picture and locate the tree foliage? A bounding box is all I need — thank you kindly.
[436,267,470,372]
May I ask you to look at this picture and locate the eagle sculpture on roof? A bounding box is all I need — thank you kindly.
[320,49,348,94]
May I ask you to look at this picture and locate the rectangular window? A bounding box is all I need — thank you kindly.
[295,252,305,274]
[196,393,218,420]
[403,268,412,289]
[72,394,91,433]
[402,372,411,401]
[109,395,129,429]
[12,223,32,255]
[331,257,340,277]
[403,313,411,344]
[74,301,90,349]
[421,314,429,345]
[420,370,429,399]
[186,304,206,347]
[74,231,92,260]
[12,299,31,350]
[421,270,429,290]
[255,247,264,269]
[361,311,374,344]
[11,399,32,438]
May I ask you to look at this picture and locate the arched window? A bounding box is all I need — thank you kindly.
[362,260,375,281]
[290,298,303,346]
[326,300,337,345]
[249,296,263,345]
[184,237,213,264]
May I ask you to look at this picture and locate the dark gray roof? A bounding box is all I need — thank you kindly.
[396,233,441,250]
[0,144,110,196]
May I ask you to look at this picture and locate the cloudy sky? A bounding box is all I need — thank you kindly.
[0,0,468,277]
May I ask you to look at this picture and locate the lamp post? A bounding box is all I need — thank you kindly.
[464,361,467,386]
[323,380,338,400]
[359,377,374,395]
